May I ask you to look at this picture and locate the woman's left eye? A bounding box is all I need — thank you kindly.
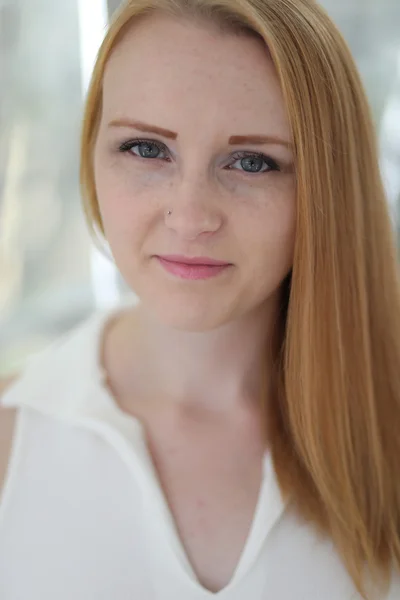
[227,152,280,174]
[118,139,169,160]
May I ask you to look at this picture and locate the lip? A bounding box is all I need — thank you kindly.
[155,255,232,280]
[157,255,231,266]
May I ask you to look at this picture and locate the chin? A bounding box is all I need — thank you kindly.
[129,266,238,332]
[146,293,236,333]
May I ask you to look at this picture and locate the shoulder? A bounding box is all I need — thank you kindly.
[0,314,98,494]
[0,376,19,499]
[2,311,109,412]
[0,308,121,495]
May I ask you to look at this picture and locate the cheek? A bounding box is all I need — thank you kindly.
[239,184,296,278]
[94,158,167,238]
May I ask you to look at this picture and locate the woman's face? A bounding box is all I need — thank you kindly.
[94,14,296,331]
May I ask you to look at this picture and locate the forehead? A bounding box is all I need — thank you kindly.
[102,13,288,134]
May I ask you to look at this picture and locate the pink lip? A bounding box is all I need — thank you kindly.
[158,255,230,266]
[156,255,232,280]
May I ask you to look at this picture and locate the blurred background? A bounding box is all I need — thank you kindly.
[0,0,399,376]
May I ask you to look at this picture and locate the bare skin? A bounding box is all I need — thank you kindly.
[102,308,269,592]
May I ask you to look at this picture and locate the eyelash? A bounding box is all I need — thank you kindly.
[118,138,281,174]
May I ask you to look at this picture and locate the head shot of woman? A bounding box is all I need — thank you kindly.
[0,0,399,599]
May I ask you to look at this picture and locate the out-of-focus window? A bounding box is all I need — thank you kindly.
[0,0,399,376]
[0,0,125,376]
[0,0,90,375]
[320,0,400,231]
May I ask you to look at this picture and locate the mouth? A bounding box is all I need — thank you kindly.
[158,254,231,266]
[155,255,232,280]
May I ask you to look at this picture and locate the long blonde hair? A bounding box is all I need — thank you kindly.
[80,0,400,597]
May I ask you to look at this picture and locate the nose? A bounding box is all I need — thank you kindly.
[164,177,223,241]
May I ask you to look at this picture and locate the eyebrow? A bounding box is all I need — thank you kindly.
[108,119,293,149]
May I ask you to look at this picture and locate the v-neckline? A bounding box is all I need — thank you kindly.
[86,304,287,596]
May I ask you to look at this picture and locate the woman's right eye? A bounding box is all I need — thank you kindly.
[118,139,169,160]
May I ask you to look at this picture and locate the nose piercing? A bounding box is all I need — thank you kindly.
[166,209,172,216]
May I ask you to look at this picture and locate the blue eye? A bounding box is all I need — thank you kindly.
[118,139,281,174]
[119,139,168,159]
[228,152,280,174]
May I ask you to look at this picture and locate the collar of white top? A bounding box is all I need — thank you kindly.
[2,300,289,590]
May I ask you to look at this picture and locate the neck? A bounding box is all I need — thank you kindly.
[103,294,281,417]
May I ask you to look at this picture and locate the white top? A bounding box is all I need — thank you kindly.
[0,305,398,600]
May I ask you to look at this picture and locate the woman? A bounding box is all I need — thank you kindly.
[0,0,399,598]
